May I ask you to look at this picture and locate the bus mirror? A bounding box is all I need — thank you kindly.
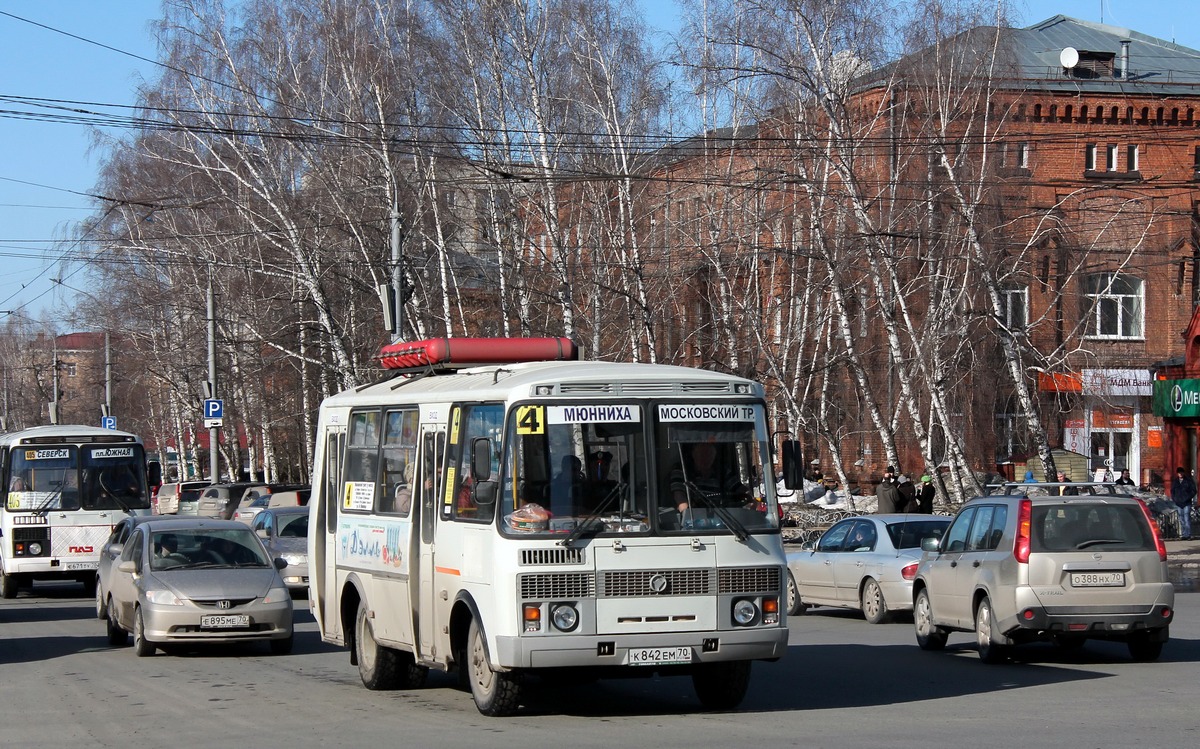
[471,438,492,481]
[781,440,803,490]
[475,479,498,509]
[147,460,162,488]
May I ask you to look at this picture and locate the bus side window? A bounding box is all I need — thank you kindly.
[452,403,503,522]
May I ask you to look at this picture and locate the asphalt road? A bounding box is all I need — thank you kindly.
[2,584,1197,748]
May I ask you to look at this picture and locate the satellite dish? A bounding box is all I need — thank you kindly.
[1060,47,1080,69]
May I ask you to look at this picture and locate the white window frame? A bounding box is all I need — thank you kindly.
[1085,143,1097,171]
[1105,144,1119,171]
[1015,142,1029,169]
[1083,273,1144,340]
[1000,285,1028,331]
[1126,144,1139,171]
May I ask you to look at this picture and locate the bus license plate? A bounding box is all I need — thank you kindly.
[627,646,692,666]
[200,615,250,629]
[64,562,98,571]
[1070,572,1125,587]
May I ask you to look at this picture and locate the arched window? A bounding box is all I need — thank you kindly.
[1083,273,1143,339]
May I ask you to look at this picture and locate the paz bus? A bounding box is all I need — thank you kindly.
[1,424,157,598]
[308,337,792,716]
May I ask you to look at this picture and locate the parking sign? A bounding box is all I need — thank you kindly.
[101,416,116,430]
[203,399,224,428]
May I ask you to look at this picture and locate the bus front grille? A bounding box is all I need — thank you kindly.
[519,572,595,599]
[520,547,585,566]
[718,566,781,594]
[600,569,713,597]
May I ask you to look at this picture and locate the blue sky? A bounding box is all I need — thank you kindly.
[1,0,1196,326]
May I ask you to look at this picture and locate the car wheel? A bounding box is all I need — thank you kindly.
[133,608,156,657]
[95,580,106,620]
[1,570,18,599]
[1127,632,1165,662]
[785,572,805,616]
[861,578,889,624]
[467,618,522,716]
[355,600,399,689]
[692,660,752,711]
[913,588,947,651]
[106,597,128,647]
[270,632,295,655]
[974,596,1008,664]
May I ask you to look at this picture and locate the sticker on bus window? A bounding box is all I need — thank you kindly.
[25,448,70,460]
[656,404,758,422]
[515,405,545,435]
[547,405,641,424]
[343,482,375,511]
[91,447,134,459]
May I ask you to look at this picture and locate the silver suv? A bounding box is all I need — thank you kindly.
[912,485,1174,662]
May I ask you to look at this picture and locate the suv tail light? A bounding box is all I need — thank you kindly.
[1135,498,1168,561]
[1013,498,1032,564]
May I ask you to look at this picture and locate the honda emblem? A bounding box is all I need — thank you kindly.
[217,600,232,610]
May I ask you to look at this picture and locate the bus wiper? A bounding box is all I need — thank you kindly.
[683,481,748,542]
[559,482,627,548]
[31,486,65,515]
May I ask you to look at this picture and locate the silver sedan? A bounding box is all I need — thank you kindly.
[250,506,309,593]
[103,518,294,655]
[786,514,950,623]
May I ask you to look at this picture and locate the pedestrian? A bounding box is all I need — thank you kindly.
[897,473,917,512]
[1055,470,1078,496]
[917,474,935,513]
[1114,469,1136,488]
[876,465,901,514]
[1170,467,1196,541]
[1023,469,1037,483]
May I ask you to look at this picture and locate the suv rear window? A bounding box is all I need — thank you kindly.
[1031,504,1156,552]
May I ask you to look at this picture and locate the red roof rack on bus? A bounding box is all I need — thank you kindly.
[379,337,578,372]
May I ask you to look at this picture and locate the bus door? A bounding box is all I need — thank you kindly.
[371,408,419,645]
[416,427,445,660]
[314,425,345,639]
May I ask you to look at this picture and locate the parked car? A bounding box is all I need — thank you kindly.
[228,483,308,522]
[786,514,951,623]
[912,489,1173,662]
[267,488,310,508]
[156,481,210,515]
[102,517,294,656]
[95,514,158,619]
[250,506,309,593]
[195,482,260,519]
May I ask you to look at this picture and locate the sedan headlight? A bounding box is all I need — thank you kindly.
[281,553,307,567]
[262,587,290,604]
[145,589,184,606]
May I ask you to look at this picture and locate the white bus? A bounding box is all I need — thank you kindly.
[309,338,791,715]
[2,425,158,598]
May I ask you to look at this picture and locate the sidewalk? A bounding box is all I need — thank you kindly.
[1166,538,1200,578]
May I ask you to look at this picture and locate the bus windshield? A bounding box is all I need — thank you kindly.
[498,401,778,537]
[5,443,149,512]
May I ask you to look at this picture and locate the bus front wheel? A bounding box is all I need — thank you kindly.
[356,600,399,689]
[467,619,521,716]
[692,660,752,711]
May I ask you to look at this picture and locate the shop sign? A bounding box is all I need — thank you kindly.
[1152,379,1200,417]
[1081,369,1153,397]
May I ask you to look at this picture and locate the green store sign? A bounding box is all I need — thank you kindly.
[1152,379,1200,417]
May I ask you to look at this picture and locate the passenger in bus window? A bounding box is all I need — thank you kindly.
[670,442,749,512]
[394,462,415,516]
[9,475,27,492]
[547,455,584,515]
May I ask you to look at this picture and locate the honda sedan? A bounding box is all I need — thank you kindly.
[102,518,293,655]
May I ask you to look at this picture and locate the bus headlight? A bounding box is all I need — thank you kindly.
[732,598,758,626]
[27,542,43,556]
[550,604,579,632]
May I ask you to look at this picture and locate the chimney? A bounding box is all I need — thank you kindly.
[1120,39,1131,79]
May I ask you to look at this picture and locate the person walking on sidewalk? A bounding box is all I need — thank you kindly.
[1170,467,1196,541]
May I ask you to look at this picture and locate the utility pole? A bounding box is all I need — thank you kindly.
[104,331,112,419]
[390,197,405,342]
[207,275,219,483]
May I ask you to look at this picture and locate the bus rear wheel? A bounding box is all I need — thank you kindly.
[467,619,521,716]
[692,660,752,711]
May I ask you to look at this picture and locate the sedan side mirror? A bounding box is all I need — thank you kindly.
[117,559,137,573]
[274,557,288,570]
[256,529,269,539]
